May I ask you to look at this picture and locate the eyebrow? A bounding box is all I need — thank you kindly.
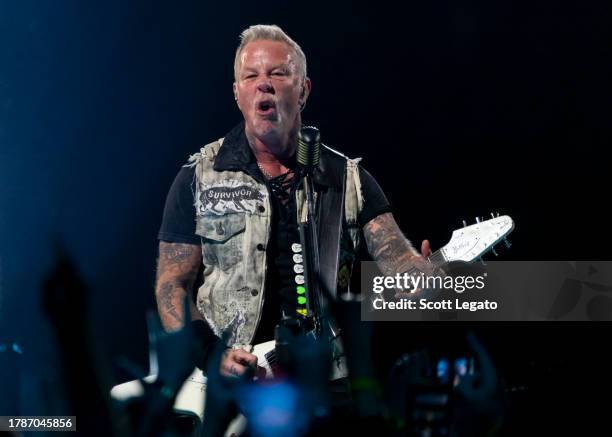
[241,63,290,74]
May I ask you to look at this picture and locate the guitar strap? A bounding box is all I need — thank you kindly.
[311,148,363,302]
[313,149,362,380]
[317,165,346,298]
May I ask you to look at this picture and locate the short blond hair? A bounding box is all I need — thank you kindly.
[234,24,307,81]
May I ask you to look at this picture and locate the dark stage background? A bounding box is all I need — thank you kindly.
[1,0,610,428]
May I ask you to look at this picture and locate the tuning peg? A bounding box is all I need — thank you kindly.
[504,238,512,249]
[496,212,500,217]
[491,212,495,219]
[475,217,481,223]
[462,220,467,227]
[479,257,487,266]
[492,247,498,256]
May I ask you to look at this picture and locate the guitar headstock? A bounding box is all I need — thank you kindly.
[440,213,514,263]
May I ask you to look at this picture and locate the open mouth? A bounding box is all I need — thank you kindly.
[257,100,276,115]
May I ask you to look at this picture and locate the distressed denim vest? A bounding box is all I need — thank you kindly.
[186,124,363,348]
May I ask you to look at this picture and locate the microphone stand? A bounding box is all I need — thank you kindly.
[298,169,323,338]
[277,125,329,351]
[274,167,323,374]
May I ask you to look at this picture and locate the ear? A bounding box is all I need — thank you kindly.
[299,77,312,110]
[233,82,240,108]
[300,77,311,100]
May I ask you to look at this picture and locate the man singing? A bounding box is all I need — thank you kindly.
[155,24,432,378]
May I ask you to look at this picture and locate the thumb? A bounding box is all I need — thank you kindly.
[421,239,432,257]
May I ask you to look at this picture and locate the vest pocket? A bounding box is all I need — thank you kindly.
[196,213,246,271]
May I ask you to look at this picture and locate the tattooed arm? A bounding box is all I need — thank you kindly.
[363,212,431,276]
[155,241,203,332]
[155,242,261,377]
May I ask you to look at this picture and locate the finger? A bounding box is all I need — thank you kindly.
[232,349,258,368]
[221,361,248,377]
[421,239,432,257]
[256,365,268,379]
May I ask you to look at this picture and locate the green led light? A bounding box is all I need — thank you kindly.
[296,286,306,294]
[297,296,307,305]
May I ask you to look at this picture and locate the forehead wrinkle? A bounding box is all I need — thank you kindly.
[238,42,299,75]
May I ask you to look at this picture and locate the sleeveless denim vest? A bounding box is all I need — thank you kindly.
[186,126,363,348]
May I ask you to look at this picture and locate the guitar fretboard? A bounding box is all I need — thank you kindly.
[428,249,447,266]
[264,349,278,372]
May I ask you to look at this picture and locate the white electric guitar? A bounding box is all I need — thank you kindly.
[111,213,514,432]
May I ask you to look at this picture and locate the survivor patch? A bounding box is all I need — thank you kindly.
[197,180,266,215]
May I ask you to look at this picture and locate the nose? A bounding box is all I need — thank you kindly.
[256,78,274,94]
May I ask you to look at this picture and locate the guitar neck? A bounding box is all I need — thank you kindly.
[427,215,515,265]
[428,248,447,266]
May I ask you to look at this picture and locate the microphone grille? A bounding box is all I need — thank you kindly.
[297,125,321,168]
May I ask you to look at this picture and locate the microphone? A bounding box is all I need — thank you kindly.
[297,125,321,173]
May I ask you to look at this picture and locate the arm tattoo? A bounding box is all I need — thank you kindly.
[158,243,199,271]
[158,282,182,324]
[155,242,202,330]
[363,212,420,276]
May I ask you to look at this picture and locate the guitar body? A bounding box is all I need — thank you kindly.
[111,340,276,417]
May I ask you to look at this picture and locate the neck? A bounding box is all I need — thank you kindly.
[245,126,299,167]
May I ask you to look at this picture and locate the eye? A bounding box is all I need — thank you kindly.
[272,70,287,76]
